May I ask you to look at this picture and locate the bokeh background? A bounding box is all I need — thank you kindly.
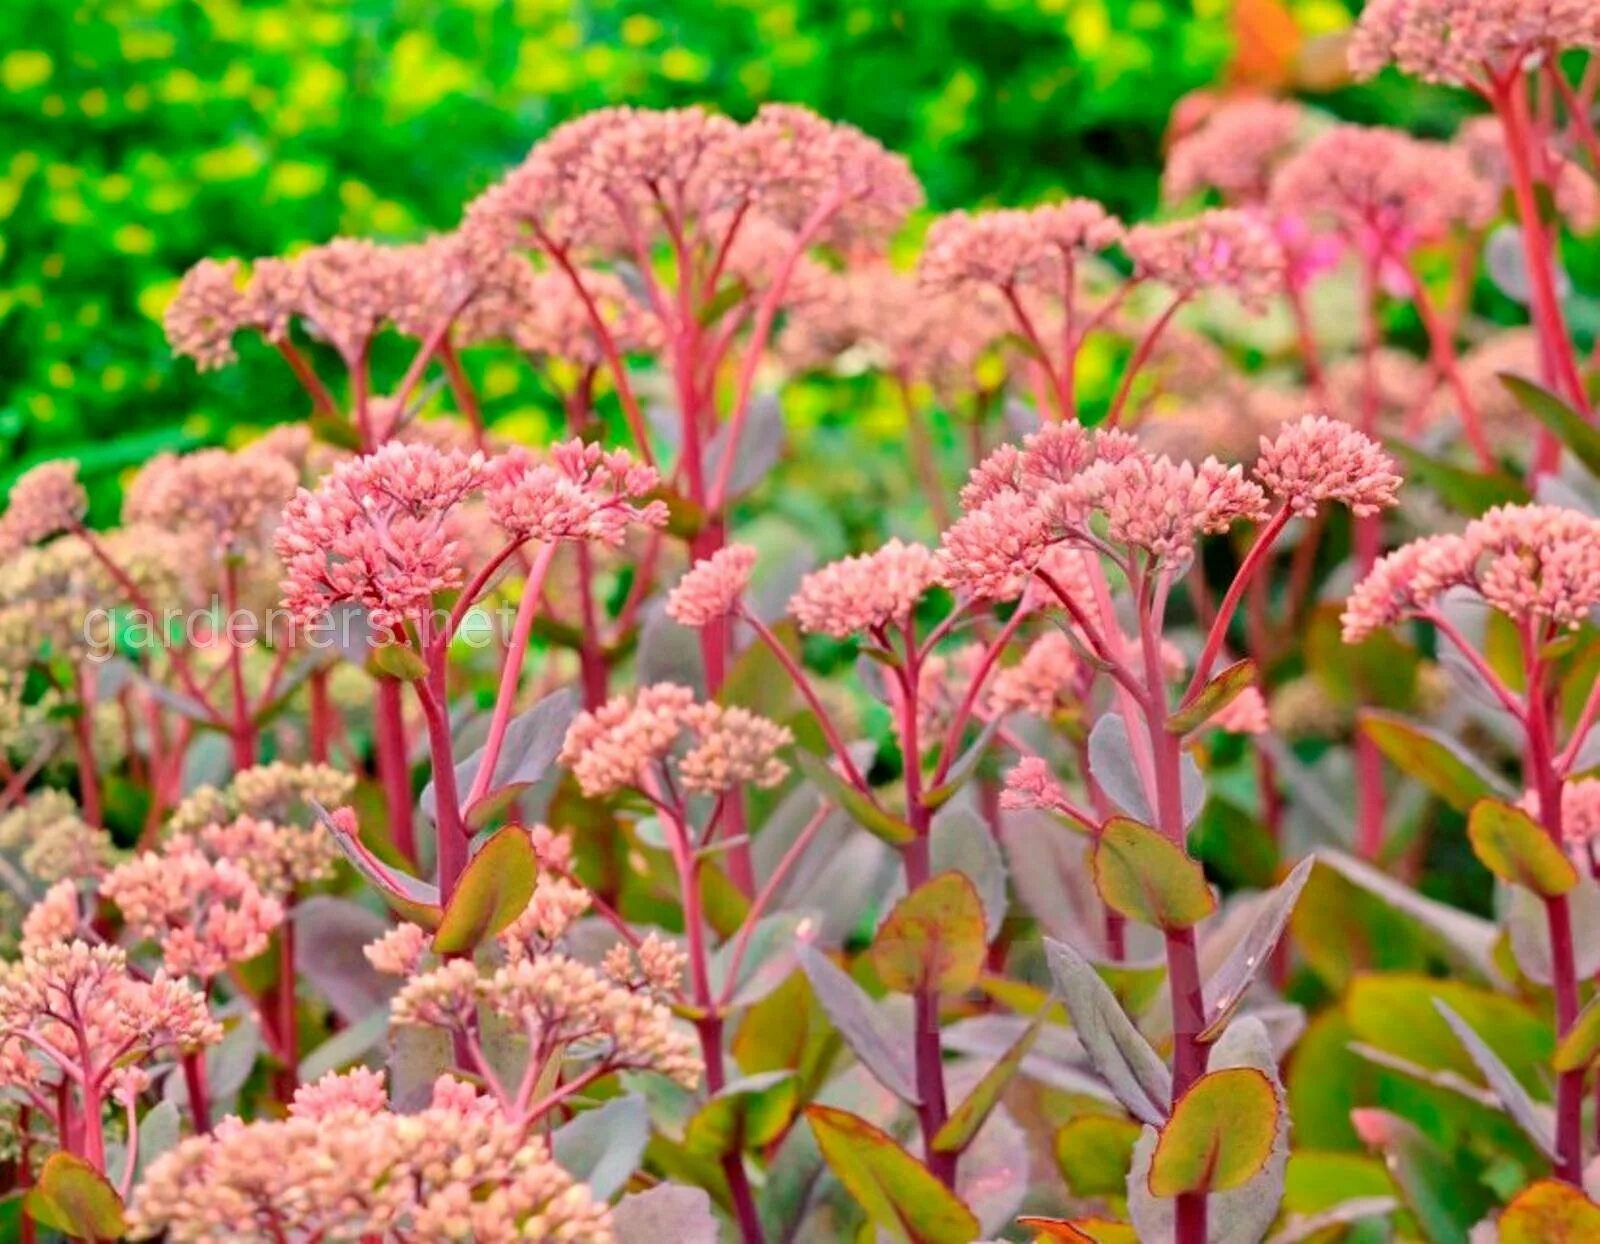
[0,0,1485,506]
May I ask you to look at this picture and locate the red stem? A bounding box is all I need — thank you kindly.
[373,677,417,866]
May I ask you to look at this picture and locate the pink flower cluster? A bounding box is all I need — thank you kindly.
[0,461,86,553]
[124,447,298,554]
[127,1072,614,1242]
[666,544,758,628]
[0,941,220,1102]
[918,200,1126,293]
[464,103,921,261]
[789,538,941,637]
[1271,125,1493,260]
[485,438,666,544]
[1123,209,1285,310]
[102,846,284,981]
[1350,0,1600,88]
[276,442,487,629]
[559,683,793,799]
[1253,415,1403,517]
[1344,504,1600,640]
[1163,99,1308,205]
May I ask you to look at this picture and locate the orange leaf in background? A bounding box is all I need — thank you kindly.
[1228,0,1301,90]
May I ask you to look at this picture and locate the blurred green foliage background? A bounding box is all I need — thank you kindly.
[3,0,1398,490]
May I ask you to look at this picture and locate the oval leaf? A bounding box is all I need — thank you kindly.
[24,1153,126,1240]
[1468,798,1577,896]
[1055,1115,1143,1197]
[1500,1180,1600,1243]
[1093,818,1216,931]
[431,824,539,956]
[806,1104,980,1244]
[1018,1218,1139,1243]
[1148,1067,1279,1196]
[872,871,987,996]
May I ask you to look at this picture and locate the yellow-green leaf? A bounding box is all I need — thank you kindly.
[1360,711,1501,813]
[1055,1114,1142,1197]
[1468,798,1577,896]
[1018,1217,1139,1243]
[432,825,539,955]
[1499,1180,1600,1243]
[871,871,987,996]
[796,750,916,846]
[1554,994,1600,1072]
[24,1153,127,1240]
[368,642,429,682]
[933,1012,1041,1152]
[683,1071,796,1156]
[806,1105,980,1244]
[1093,818,1216,931]
[1148,1068,1279,1196]
[1168,659,1257,734]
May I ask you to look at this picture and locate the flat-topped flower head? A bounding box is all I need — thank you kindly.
[739,104,924,248]
[0,941,220,1103]
[666,544,758,628]
[1164,99,1309,204]
[559,684,792,798]
[486,438,665,545]
[165,257,252,370]
[0,461,86,553]
[789,538,940,637]
[1343,504,1600,640]
[127,1077,614,1242]
[103,846,285,982]
[1124,209,1285,310]
[1254,414,1403,517]
[0,789,114,884]
[1350,0,1600,89]
[988,631,1080,718]
[21,880,83,953]
[919,199,1124,294]
[1063,451,1269,561]
[1271,125,1494,259]
[276,442,487,629]
[938,489,1052,601]
[124,448,298,555]
[263,237,409,362]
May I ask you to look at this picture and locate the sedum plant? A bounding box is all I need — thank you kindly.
[2,3,1600,1238]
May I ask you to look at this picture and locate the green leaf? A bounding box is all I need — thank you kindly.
[24,1153,127,1240]
[1359,711,1506,813]
[1092,817,1216,931]
[1500,373,1600,479]
[367,642,429,682]
[872,871,987,996]
[1168,658,1256,734]
[1148,1068,1279,1196]
[1055,1115,1142,1197]
[805,1104,980,1244]
[923,716,1002,809]
[1468,798,1577,896]
[933,1011,1042,1153]
[1500,1180,1600,1242]
[684,1071,797,1157]
[1554,993,1600,1072]
[1388,442,1529,515]
[431,825,539,955]
[795,750,916,846]
[309,411,363,451]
